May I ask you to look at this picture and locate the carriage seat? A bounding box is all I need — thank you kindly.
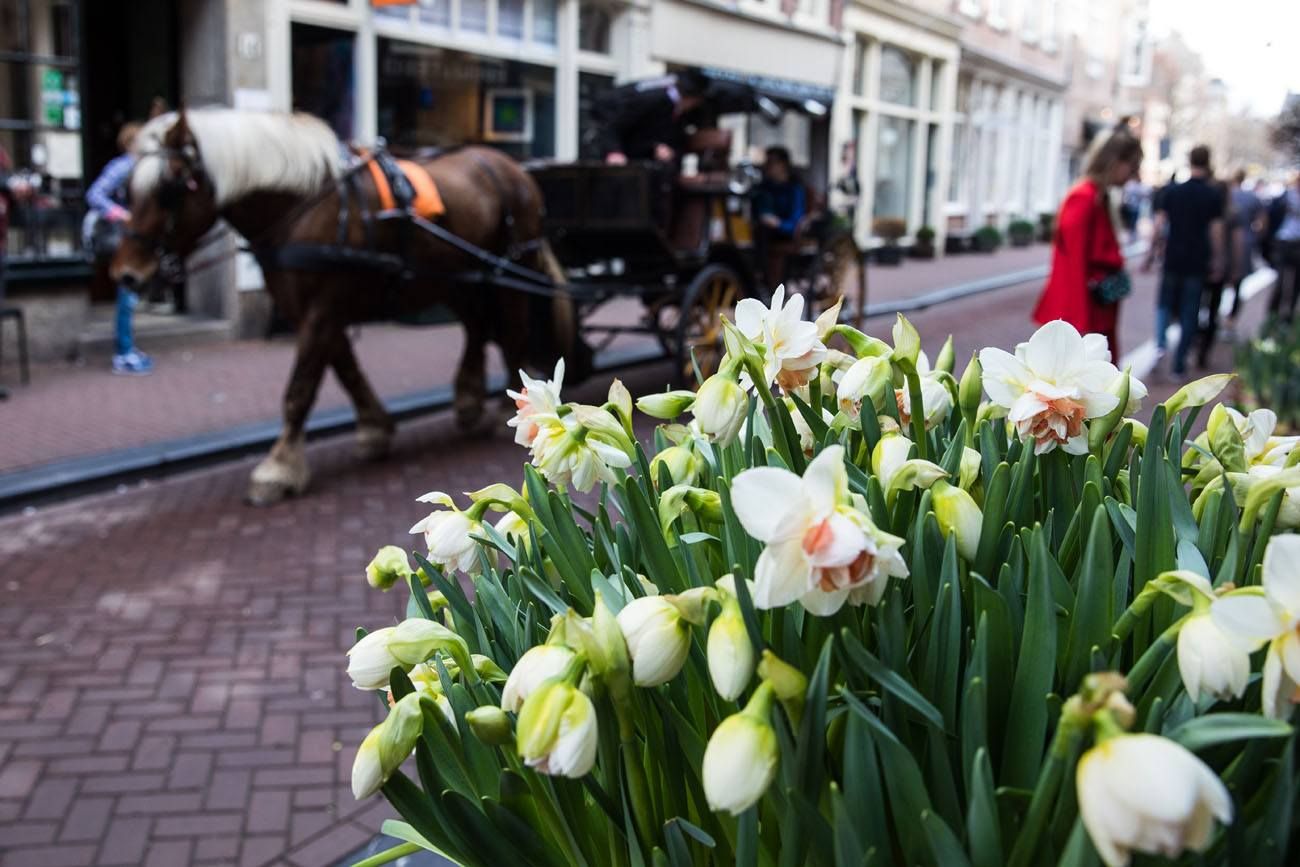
[365,151,446,221]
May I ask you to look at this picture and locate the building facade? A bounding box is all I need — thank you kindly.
[944,0,1068,236]
[833,0,961,250]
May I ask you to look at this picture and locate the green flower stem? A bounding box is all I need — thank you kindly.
[1108,584,1162,646]
[1125,620,1182,695]
[614,702,655,851]
[901,363,929,461]
[1006,709,1087,867]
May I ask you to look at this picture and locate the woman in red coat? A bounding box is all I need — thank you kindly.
[1034,129,1143,356]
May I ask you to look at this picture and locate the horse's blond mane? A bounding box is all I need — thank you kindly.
[130,108,342,207]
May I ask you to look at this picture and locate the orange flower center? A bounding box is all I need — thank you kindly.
[802,519,835,557]
[816,549,877,592]
[895,388,910,425]
[1028,395,1087,446]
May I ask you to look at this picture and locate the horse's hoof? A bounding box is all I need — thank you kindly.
[356,427,393,462]
[245,479,303,507]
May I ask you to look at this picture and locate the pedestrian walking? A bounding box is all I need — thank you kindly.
[1033,128,1142,355]
[85,122,153,375]
[1143,145,1225,378]
[0,144,17,401]
[1196,177,1233,367]
[1220,170,1265,339]
[1267,173,1300,322]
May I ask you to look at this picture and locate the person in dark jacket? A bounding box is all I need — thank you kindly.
[590,68,709,165]
[753,146,807,286]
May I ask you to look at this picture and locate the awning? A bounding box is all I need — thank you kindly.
[699,68,836,115]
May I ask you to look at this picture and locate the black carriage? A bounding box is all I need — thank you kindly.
[530,148,867,385]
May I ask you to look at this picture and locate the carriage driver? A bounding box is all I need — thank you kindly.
[590,68,711,166]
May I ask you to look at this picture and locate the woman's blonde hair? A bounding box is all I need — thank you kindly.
[1083,128,1143,187]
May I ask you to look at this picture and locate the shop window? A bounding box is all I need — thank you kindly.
[1,0,84,263]
[418,0,450,29]
[533,0,557,44]
[579,2,612,54]
[851,39,866,97]
[878,46,916,108]
[460,0,488,33]
[498,0,524,39]
[929,60,944,113]
[578,71,616,158]
[374,0,411,20]
[377,38,555,159]
[291,23,355,140]
[873,115,913,224]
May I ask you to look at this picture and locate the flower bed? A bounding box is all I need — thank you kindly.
[346,290,1297,867]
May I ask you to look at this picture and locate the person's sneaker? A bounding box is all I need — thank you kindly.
[112,350,154,375]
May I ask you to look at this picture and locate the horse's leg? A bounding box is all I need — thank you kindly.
[247,304,333,505]
[330,333,394,460]
[453,304,490,432]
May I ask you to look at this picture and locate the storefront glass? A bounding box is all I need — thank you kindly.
[873,114,913,221]
[533,0,557,44]
[1,0,84,263]
[461,0,488,32]
[498,0,524,39]
[377,38,555,159]
[291,24,355,140]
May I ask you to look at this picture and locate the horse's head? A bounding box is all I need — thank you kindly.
[111,110,219,287]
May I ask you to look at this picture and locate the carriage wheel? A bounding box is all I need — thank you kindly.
[807,232,868,332]
[670,263,741,386]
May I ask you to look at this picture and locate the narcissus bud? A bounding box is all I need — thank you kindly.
[702,682,779,815]
[636,390,697,419]
[650,445,701,487]
[346,620,471,691]
[932,480,982,561]
[351,691,424,799]
[958,353,982,422]
[606,379,633,425]
[365,545,413,591]
[516,679,598,778]
[707,598,754,701]
[466,706,513,746]
[617,595,692,687]
[891,314,920,367]
[500,645,577,713]
[837,356,892,416]
[757,649,807,725]
[693,374,748,445]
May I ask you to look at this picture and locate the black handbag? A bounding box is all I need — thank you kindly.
[1084,190,1131,306]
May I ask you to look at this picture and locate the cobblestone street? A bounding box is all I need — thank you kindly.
[0,256,1267,866]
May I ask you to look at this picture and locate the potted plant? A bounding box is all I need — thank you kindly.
[345,310,1292,867]
[973,224,1002,253]
[1038,211,1056,242]
[1008,219,1035,247]
[871,216,907,266]
[911,225,937,259]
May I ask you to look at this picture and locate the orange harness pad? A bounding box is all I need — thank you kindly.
[367,158,446,221]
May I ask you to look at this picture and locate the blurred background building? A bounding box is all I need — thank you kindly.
[0,0,1283,357]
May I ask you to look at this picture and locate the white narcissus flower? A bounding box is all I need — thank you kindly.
[529,411,633,493]
[735,285,827,391]
[506,358,564,447]
[703,683,779,815]
[410,492,481,574]
[351,691,425,800]
[617,595,695,687]
[893,352,954,430]
[707,599,754,701]
[1226,466,1300,529]
[347,627,402,690]
[1211,534,1300,718]
[693,373,748,445]
[978,320,1121,455]
[1178,613,1251,703]
[347,618,472,691]
[1077,733,1232,867]
[836,355,891,416]
[1225,407,1299,467]
[500,645,577,712]
[493,510,530,548]
[516,679,598,778]
[731,445,909,615]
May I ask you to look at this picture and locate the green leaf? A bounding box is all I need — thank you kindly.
[965,748,1003,867]
[837,629,944,730]
[1062,506,1113,690]
[1167,713,1293,752]
[1001,528,1057,789]
[922,808,973,867]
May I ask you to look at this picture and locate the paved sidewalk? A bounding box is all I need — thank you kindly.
[0,246,1052,477]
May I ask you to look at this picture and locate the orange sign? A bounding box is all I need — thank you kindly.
[371,0,415,6]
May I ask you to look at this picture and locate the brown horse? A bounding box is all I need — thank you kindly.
[112,108,571,505]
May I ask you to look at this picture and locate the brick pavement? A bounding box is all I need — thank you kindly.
[0,246,1052,475]
[0,249,1263,867]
